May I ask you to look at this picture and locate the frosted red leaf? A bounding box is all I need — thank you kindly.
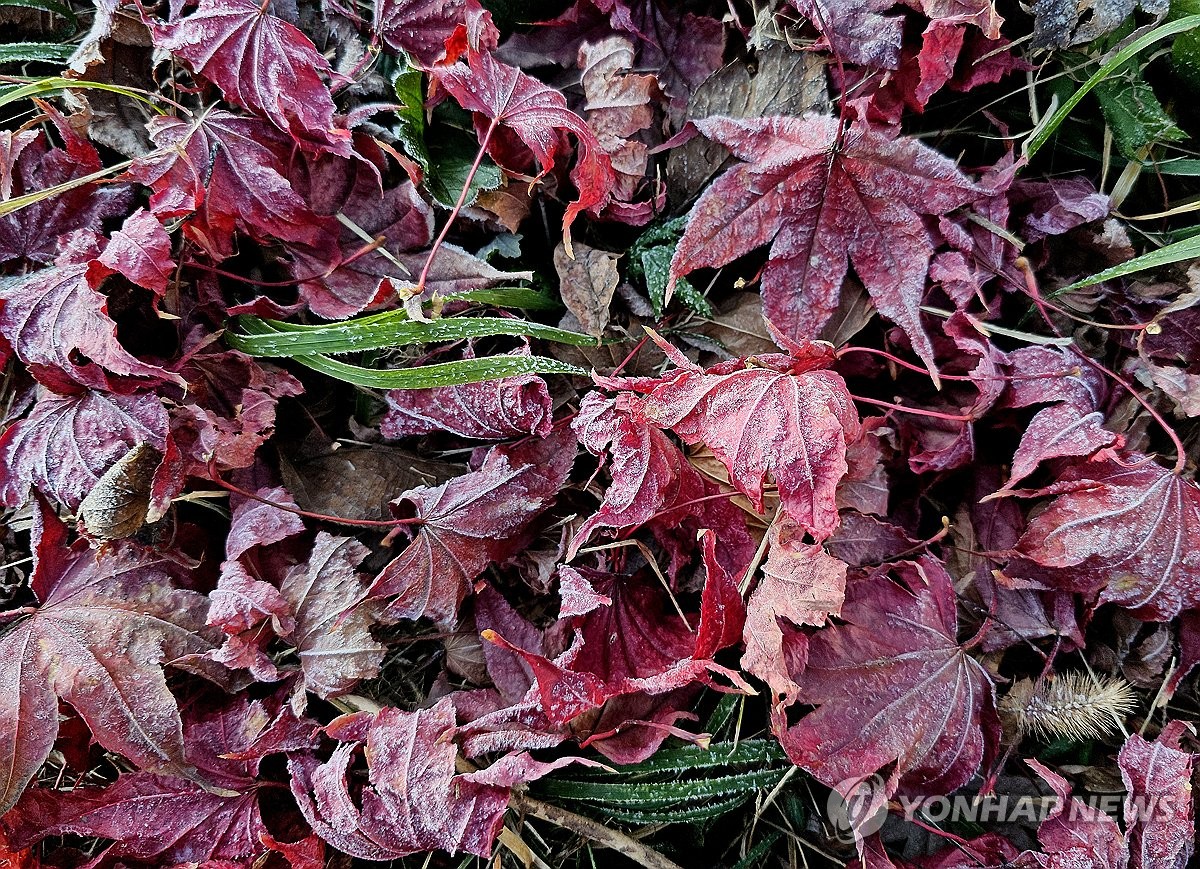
[0,501,219,814]
[154,0,351,152]
[2,696,284,864]
[1010,453,1200,621]
[373,0,497,67]
[280,533,386,701]
[288,699,510,859]
[670,115,982,375]
[435,50,615,241]
[91,208,176,297]
[0,388,167,510]
[381,373,553,440]
[368,430,577,626]
[627,342,860,540]
[1118,722,1196,869]
[778,556,999,798]
[0,247,180,394]
[128,109,335,260]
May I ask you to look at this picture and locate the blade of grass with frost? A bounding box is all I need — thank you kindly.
[1056,232,1200,291]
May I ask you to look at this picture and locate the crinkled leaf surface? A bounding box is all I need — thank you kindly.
[369,430,576,626]
[0,388,167,510]
[742,522,847,707]
[628,344,860,539]
[435,50,615,239]
[670,115,982,374]
[779,556,999,797]
[0,504,219,813]
[154,0,350,152]
[1010,453,1200,621]
[381,374,552,440]
[373,0,496,66]
[289,699,509,860]
[1118,721,1196,869]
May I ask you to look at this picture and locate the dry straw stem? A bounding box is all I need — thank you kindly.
[1002,672,1137,742]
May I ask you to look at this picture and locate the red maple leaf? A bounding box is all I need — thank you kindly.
[153,0,351,152]
[368,430,577,626]
[1119,722,1196,869]
[0,501,220,814]
[435,50,615,242]
[372,0,497,67]
[128,108,335,260]
[288,699,510,860]
[621,339,860,540]
[670,115,982,375]
[382,374,553,440]
[778,556,999,798]
[0,388,167,510]
[1009,452,1200,621]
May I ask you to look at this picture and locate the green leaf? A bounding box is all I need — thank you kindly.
[1171,0,1200,89]
[392,61,430,172]
[1056,231,1200,291]
[1094,65,1186,158]
[426,136,503,209]
[1024,15,1200,159]
[602,793,753,824]
[450,286,561,310]
[0,42,73,64]
[225,313,597,357]
[629,216,713,318]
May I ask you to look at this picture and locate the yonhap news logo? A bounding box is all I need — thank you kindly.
[825,778,1187,843]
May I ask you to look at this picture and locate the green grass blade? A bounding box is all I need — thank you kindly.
[0,77,166,111]
[601,793,752,824]
[226,314,596,356]
[1024,15,1200,160]
[0,158,132,218]
[0,43,73,64]
[535,768,790,809]
[1056,232,1200,291]
[288,353,586,388]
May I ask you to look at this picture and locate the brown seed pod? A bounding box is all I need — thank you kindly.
[77,443,163,541]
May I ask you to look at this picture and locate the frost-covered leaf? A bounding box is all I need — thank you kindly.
[670,115,981,375]
[0,388,167,510]
[280,533,386,700]
[2,696,283,864]
[625,340,860,539]
[785,0,904,69]
[288,699,510,860]
[373,0,497,67]
[435,50,615,241]
[1010,452,1200,621]
[1119,722,1196,869]
[381,373,553,440]
[0,502,219,814]
[369,430,576,626]
[742,523,847,707]
[778,556,999,798]
[153,0,351,152]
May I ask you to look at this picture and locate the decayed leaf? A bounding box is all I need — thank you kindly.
[288,699,510,860]
[742,521,847,707]
[381,373,553,440]
[369,430,577,626]
[779,556,999,798]
[1118,722,1196,869]
[0,389,167,511]
[154,0,350,152]
[1010,453,1200,621]
[625,340,860,539]
[435,50,615,242]
[280,534,386,701]
[553,240,620,337]
[0,501,219,814]
[670,115,982,375]
[77,442,162,540]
